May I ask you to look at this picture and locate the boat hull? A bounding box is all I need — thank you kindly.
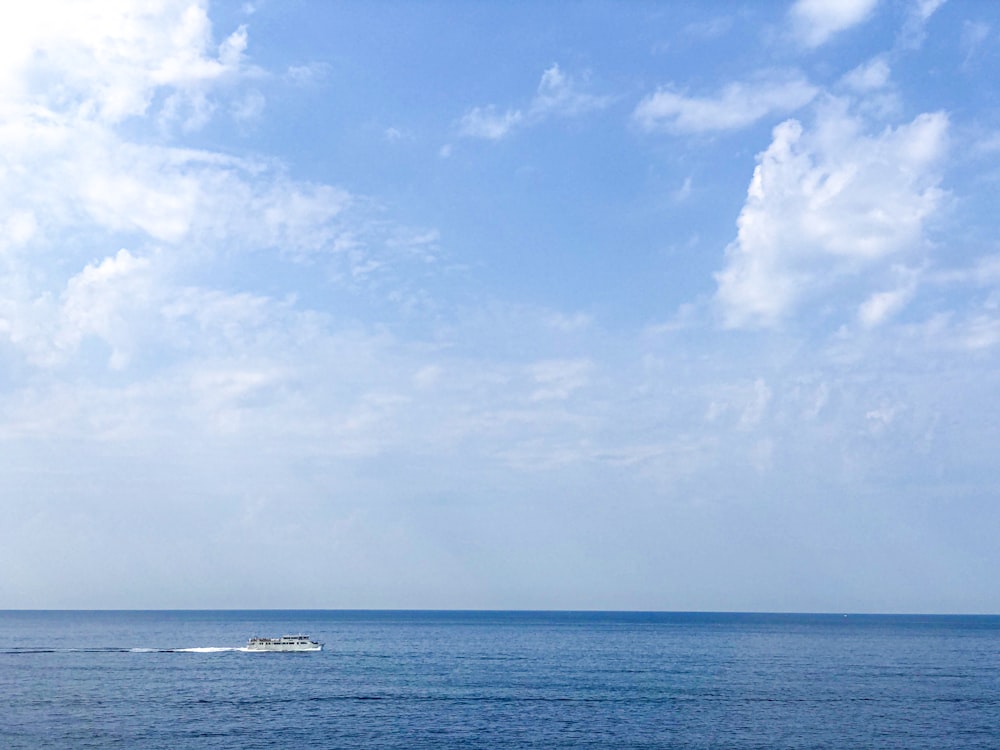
[246,635,323,652]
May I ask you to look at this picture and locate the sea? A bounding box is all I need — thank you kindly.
[2,610,998,749]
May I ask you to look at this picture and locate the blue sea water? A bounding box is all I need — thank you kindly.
[1,611,998,749]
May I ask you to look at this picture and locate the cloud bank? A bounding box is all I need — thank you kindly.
[2,0,999,612]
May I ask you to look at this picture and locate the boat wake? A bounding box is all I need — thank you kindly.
[4,644,327,655]
[0,646,251,655]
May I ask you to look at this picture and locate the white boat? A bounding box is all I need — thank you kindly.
[246,634,322,652]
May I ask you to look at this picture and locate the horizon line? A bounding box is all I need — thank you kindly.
[3,608,998,617]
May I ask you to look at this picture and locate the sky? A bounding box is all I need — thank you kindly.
[1,0,999,612]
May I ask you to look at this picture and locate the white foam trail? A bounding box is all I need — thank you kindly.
[174,647,242,653]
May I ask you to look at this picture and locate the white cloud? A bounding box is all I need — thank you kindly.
[865,403,900,434]
[1,245,303,376]
[633,73,817,134]
[914,0,947,21]
[856,265,921,328]
[841,58,891,92]
[0,248,156,370]
[529,64,610,119]
[190,364,292,434]
[0,0,438,390]
[899,0,948,48]
[285,63,328,86]
[838,58,898,118]
[972,131,1000,155]
[458,64,608,140]
[1,211,38,250]
[56,249,154,369]
[458,106,524,140]
[858,285,915,328]
[0,105,355,257]
[715,103,948,328]
[789,0,880,48]
[0,0,252,125]
[673,176,693,202]
[0,2,343,261]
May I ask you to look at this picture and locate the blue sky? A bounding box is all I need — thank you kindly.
[2,0,999,612]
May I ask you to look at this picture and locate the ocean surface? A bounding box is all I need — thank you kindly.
[2,610,998,749]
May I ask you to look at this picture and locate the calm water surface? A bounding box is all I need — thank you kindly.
[2,610,998,748]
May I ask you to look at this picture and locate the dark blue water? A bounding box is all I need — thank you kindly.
[2,611,998,748]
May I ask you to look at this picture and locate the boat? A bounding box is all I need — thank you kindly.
[246,634,323,652]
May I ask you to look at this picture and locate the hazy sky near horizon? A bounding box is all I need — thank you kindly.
[2,0,999,612]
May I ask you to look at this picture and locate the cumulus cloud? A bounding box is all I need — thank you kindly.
[0,1,284,254]
[789,0,880,48]
[715,102,948,328]
[0,0,252,125]
[458,64,608,140]
[633,73,817,134]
